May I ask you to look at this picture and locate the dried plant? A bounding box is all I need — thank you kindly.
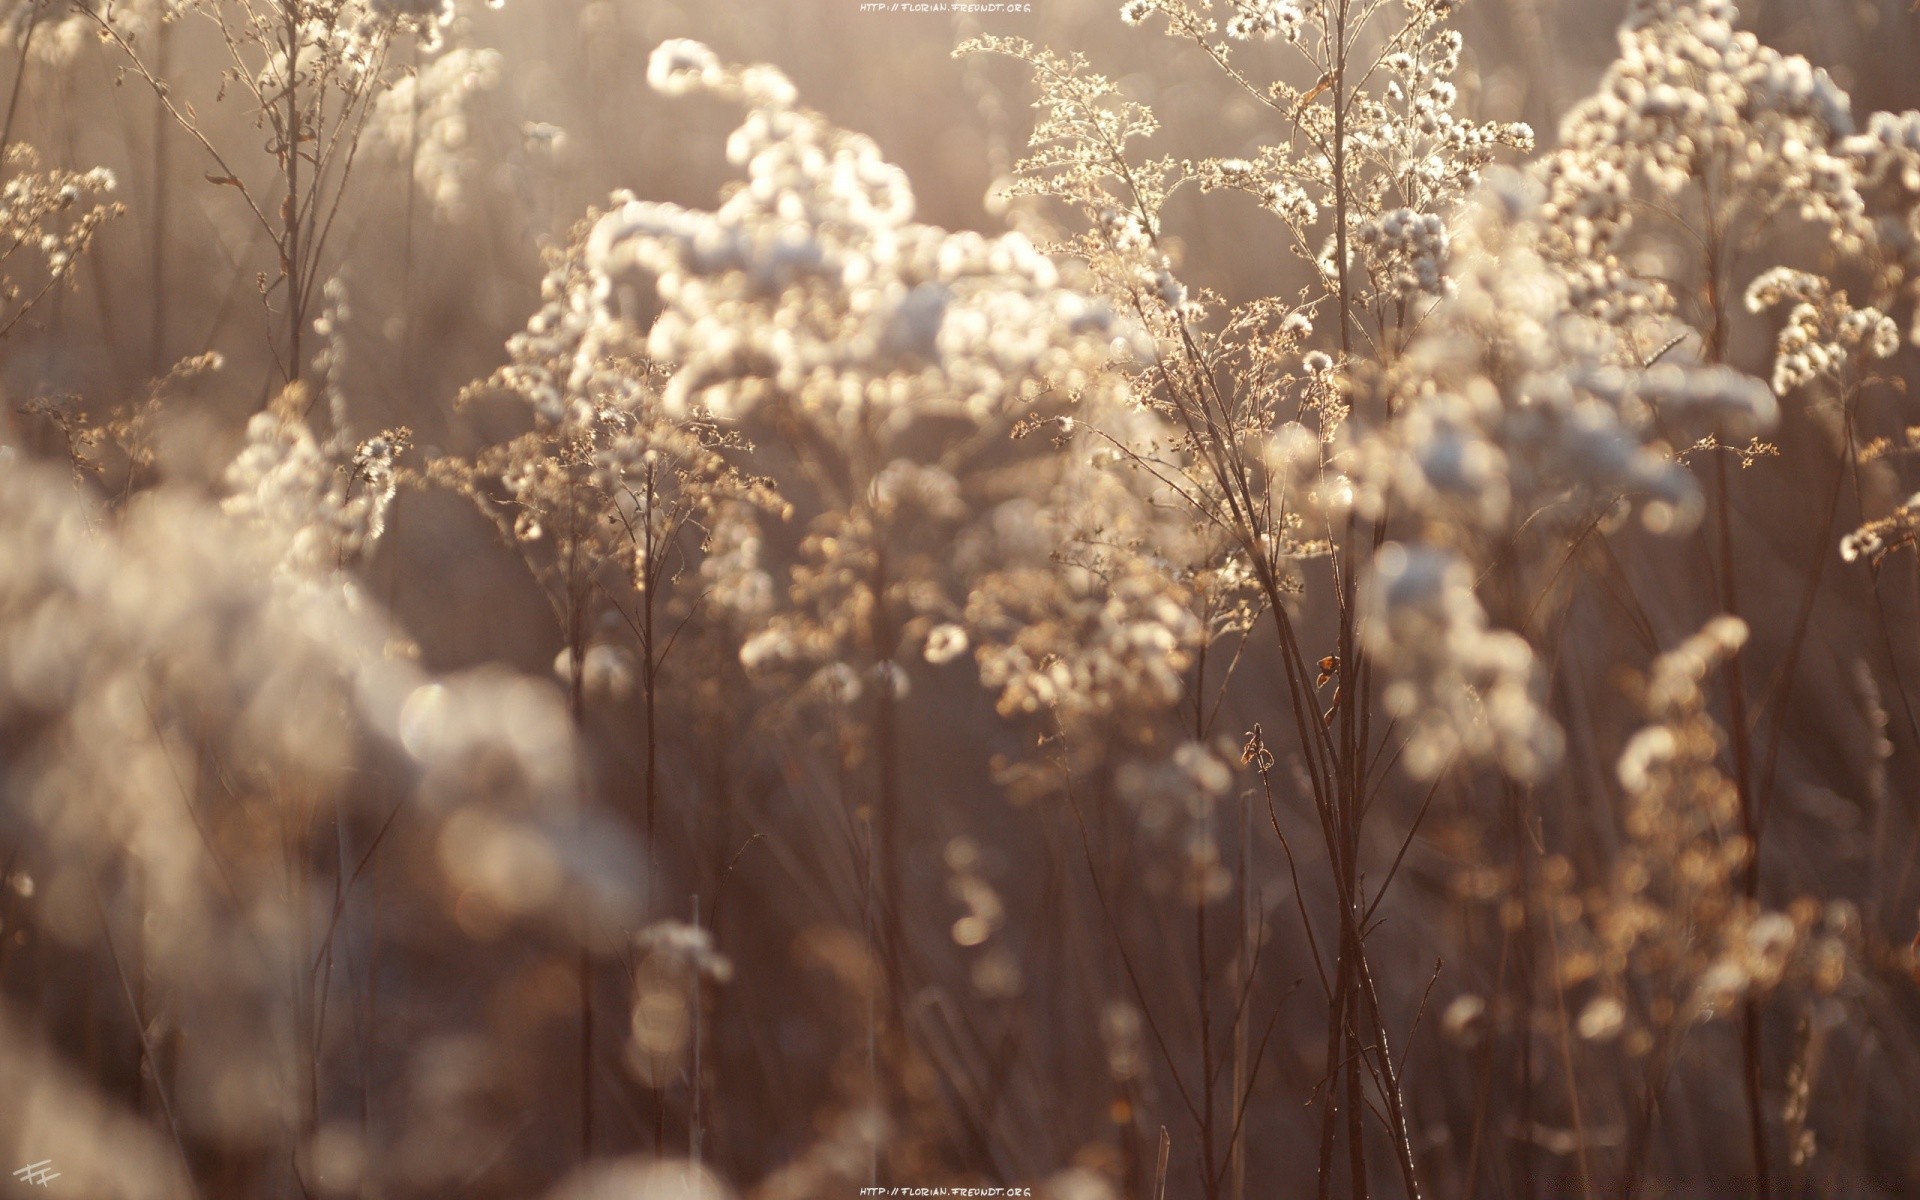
[5,0,1920,1197]
[77,0,501,382]
[0,145,121,337]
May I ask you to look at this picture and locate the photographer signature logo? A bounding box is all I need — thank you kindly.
[12,1162,58,1188]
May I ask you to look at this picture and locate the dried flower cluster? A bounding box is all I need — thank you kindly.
[0,145,121,336]
[6,0,1920,1196]
[369,46,504,214]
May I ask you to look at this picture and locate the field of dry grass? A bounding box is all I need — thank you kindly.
[4,1,1920,1197]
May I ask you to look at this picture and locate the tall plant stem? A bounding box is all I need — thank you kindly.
[399,43,421,415]
[1699,179,1770,1197]
[0,0,41,168]
[1712,450,1769,1200]
[566,490,593,1164]
[1230,787,1252,1200]
[643,460,660,916]
[1197,887,1219,1200]
[867,535,911,1177]
[281,2,303,384]
[148,16,172,376]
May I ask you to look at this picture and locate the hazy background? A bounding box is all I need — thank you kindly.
[7,1,1920,1196]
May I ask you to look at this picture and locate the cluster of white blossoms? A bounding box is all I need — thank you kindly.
[1744,267,1900,394]
[972,550,1199,725]
[627,916,733,1085]
[1356,173,1774,545]
[368,46,505,215]
[1360,544,1554,780]
[1508,615,1851,1064]
[585,40,1153,729]
[224,281,409,594]
[365,0,457,21]
[634,918,734,985]
[0,147,122,326]
[1330,15,1534,304]
[1609,618,1848,1020]
[84,1,505,98]
[0,446,645,1166]
[1111,1,1530,320]
[359,0,502,48]
[435,215,779,717]
[1840,490,1920,565]
[1540,0,1920,586]
[1223,0,1304,42]
[1351,171,1776,779]
[1557,0,1857,198]
[1543,0,1866,322]
[976,3,1553,797]
[250,12,375,92]
[588,41,1131,427]
[958,443,1228,867]
[222,387,405,592]
[1378,26,1535,170]
[1840,109,1920,343]
[493,222,655,429]
[958,441,1231,876]
[947,382,1204,740]
[1355,207,1450,301]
